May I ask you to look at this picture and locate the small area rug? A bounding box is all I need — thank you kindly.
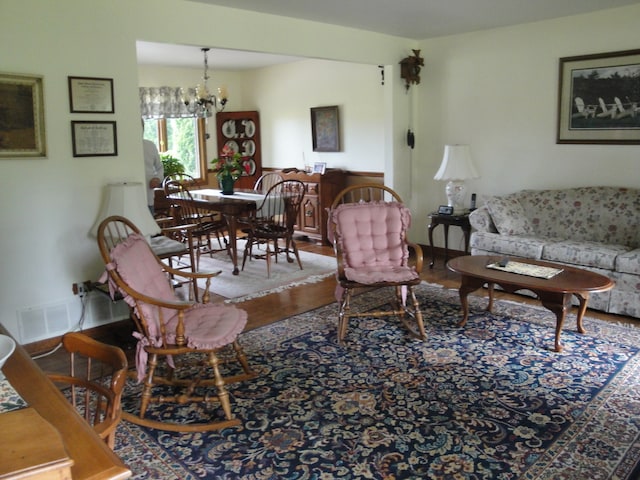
[114,283,640,479]
[196,240,335,300]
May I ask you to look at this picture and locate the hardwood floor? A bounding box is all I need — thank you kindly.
[32,239,637,372]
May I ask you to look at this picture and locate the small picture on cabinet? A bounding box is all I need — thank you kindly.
[313,162,326,174]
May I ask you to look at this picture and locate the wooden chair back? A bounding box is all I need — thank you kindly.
[46,332,128,450]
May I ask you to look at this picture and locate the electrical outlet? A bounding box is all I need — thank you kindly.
[72,282,92,296]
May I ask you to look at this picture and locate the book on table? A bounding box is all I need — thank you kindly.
[487,261,563,279]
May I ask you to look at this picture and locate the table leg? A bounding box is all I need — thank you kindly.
[573,292,589,334]
[457,275,486,327]
[539,292,572,352]
[428,222,437,268]
[224,214,240,275]
[443,224,450,262]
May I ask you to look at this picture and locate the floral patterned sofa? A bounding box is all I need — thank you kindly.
[469,186,640,318]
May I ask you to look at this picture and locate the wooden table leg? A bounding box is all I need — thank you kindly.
[573,292,589,334]
[428,221,437,268]
[457,276,486,327]
[224,213,240,275]
[539,292,572,352]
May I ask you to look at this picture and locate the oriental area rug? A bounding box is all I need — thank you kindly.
[114,283,640,479]
[196,240,335,300]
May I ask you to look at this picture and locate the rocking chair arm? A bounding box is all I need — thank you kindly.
[113,277,194,310]
[407,241,423,273]
[160,260,222,280]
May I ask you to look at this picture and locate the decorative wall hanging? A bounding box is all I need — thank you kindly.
[557,48,640,144]
[68,76,114,113]
[399,49,424,91]
[311,106,340,152]
[0,72,46,158]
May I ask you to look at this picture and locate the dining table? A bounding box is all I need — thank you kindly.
[171,188,277,275]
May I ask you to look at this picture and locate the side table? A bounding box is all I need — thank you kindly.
[427,212,471,268]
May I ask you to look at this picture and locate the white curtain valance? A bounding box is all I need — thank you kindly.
[139,86,208,119]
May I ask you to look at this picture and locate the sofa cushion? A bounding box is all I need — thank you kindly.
[487,196,533,236]
[470,231,545,259]
[616,249,640,275]
[542,241,630,270]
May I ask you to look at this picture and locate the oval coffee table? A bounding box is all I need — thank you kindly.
[447,255,615,352]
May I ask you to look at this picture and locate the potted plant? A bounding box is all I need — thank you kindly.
[211,145,245,194]
[161,153,185,177]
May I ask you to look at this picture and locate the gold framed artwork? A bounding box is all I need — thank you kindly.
[557,48,640,144]
[68,76,114,113]
[0,72,47,158]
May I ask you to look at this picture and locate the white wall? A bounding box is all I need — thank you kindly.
[0,0,412,342]
[412,4,640,250]
[139,59,386,174]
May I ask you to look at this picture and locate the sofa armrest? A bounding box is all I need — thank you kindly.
[469,205,498,233]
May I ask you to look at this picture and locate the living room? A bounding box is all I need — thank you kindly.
[1,0,638,343]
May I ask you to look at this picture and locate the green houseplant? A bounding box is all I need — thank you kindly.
[161,153,185,177]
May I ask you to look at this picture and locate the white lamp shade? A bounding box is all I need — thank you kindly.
[434,145,479,181]
[90,182,161,237]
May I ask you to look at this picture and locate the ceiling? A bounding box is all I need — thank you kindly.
[138,0,640,69]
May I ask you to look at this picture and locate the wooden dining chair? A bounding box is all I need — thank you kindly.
[46,332,128,450]
[253,172,283,193]
[163,178,230,268]
[241,179,306,278]
[328,184,426,343]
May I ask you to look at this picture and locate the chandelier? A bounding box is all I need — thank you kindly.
[180,47,228,117]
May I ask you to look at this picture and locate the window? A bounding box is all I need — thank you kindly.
[143,117,208,182]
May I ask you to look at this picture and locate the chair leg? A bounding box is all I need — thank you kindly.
[207,351,233,421]
[337,289,352,344]
[139,353,158,419]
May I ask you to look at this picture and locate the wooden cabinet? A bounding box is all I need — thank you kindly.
[280,168,346,245]
[215,111,261,190]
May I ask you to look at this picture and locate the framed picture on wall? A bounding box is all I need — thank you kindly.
[0,72,47,158]
[311,105,340,152]
[557,48,640,144]
[71,121,118,157]
[68,76,114,113]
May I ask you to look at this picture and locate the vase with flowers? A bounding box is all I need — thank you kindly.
[211,145,245,195]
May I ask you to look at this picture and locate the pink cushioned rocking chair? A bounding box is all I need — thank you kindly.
[97,215,255,432]
[329,184,426,344]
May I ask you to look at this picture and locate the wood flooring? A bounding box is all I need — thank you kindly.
[32,240,637,373]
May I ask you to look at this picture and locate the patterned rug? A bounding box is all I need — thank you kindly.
[114,283,640,479]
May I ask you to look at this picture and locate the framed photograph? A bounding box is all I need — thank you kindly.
[557,49,640,144]
[68,76,114,113]
[0,72,46,158]
[312,162,326,174]
[311,105,340,152]
[71,121,117,157]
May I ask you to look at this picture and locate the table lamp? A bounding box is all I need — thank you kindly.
[90,182,160,237]
[433,145,479,214]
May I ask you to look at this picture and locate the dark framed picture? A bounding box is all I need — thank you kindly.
[0,72,47,158]
[68,76,114,113]
[311,106,340,152]
[71,121,117,157]
[557,49,640,144]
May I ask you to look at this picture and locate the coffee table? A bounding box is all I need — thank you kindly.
[447,255,615,352]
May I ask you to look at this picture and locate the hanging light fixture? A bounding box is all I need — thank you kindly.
[180,47,228,117]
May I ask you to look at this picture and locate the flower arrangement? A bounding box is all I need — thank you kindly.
[211,144,245,181]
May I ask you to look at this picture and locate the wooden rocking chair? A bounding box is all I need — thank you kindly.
[96,215,256,432]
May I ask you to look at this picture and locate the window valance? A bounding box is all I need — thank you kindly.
[139,86,208,119]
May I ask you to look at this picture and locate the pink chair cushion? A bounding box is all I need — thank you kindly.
[331,202,419,284]
[109,234,247,346]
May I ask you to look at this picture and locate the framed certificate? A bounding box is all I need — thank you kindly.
[68,76,114,113]
[71,121,117,157]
